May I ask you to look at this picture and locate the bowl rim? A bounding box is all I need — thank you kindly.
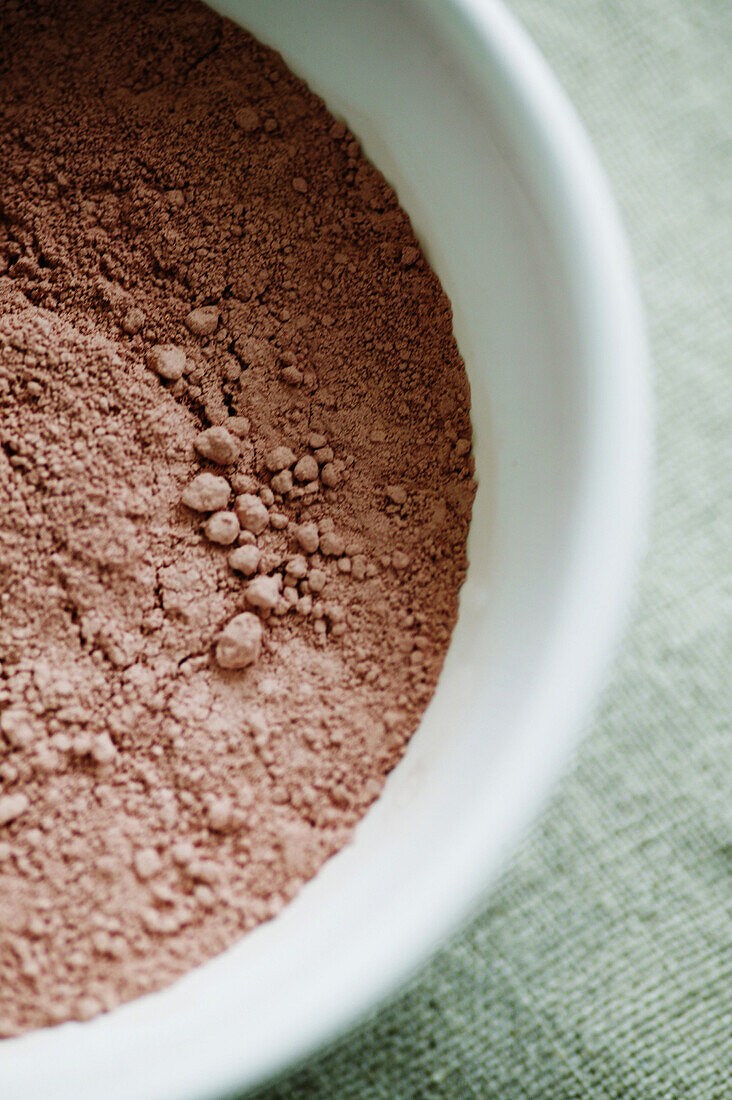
[230,0,652,1086]
[3,1,651,1096]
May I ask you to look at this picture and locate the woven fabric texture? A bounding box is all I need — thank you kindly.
[248,1,731,1095]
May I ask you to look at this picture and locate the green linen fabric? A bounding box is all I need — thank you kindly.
[248,2,732,1096]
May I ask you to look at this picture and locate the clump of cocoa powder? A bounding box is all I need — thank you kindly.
[0,0,475,1035]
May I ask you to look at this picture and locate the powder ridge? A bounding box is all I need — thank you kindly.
[0,0,475,1033]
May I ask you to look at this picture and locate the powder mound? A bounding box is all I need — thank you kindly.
[0,0,475,1036]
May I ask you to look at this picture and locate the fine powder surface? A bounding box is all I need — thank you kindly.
[0,0,475,1034]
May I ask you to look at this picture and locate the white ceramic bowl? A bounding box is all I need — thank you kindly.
[2,2,649,1097]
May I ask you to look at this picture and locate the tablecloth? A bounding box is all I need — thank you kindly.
[248,1,731,1095]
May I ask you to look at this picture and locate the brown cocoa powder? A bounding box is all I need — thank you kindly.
[0,0,475,1034]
